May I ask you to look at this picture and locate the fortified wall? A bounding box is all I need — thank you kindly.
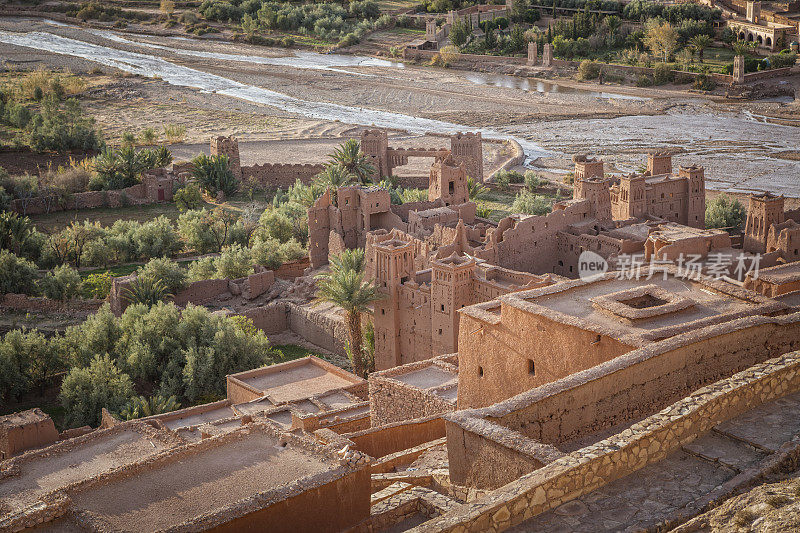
[210,135,325,188]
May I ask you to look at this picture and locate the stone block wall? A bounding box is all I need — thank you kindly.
[413,350,800,533]
[369,355,459,426]
[286,302,349,356]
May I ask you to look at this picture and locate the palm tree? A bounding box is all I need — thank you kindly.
[314,163,355,189]
[315,251,380,377]
[0,212,35,256]
[603,16,622,43]
[732,40,751,56]
[690,34,712,63]
[122,275,172,306]
[467,177,489,201]
[120,394,180,420]
[329,248,366,274]
[329,139,375,184]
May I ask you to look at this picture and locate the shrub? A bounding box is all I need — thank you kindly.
[705,193,745,229]
[60,354,136,427]
[163,123,186,143]
[139,127,158,145]
[494,172,510,190]
[578,60,601,80]
[82,271,113,299]
[0,328,61,400]
[524,171,542,192]
[438,45,460,67]
[25,97,104,153]
[174,183,204,211]
[636,74,653,87]
[187,244,253,281]
[280,238,307,262]
[251,237,285,270]
[132,216,182,259]
[0,249,39,295]
[119,394,180,420]
[693,73,715,91]
[122,275,172,306]
[37,264,82,300]
[512,191,552,215]
[653,63,674,85]
[137,257,187,294]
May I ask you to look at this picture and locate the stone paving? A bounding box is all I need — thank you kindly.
[508,391,800,532]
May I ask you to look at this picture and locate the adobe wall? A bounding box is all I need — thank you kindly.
[1,294,103,314]
[0,409,59,460]
[446,312,800,488]
[345,415,446,459]
[286,302,349,356]
[241,163,325,188]
[243,302,288,335]
[457,305,635,409]
[492,200,596,274]
[369,355,458,426]
[246,270,275,299]
[10,183,154,216]
[211,467,370,533]
[414,350,800,532]
[274,257,310,280]
[172,278,230,306]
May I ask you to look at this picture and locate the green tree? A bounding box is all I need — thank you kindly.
[449,18,471,48]
[174,183,205,211]
[314,163,355,190]
[329,139,375,184]
[0,328,62,398]
[315,250,380,377]
[137,256,187,294]
[0,249,39,295]
[705,193,746,230]
[689,34,712,63]
[37,264,82,301]
[60,354,135,427]
[512,191,552,215]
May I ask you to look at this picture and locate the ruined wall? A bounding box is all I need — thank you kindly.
[10,183,152,216]
[172,279,231,307]
[1,294,103,314]
[286,302,349,356]
[492,200,596,274]
[243,302,288,335]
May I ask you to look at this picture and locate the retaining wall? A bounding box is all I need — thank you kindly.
[345,415,446,459]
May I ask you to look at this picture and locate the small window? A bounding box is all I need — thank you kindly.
[438,328,442,335]
[528,359,535,375]
[440,304,445,311]
[478,366,484,377]
[381,309,385,315]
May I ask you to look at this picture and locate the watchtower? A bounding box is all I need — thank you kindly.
[572,154,604,181]
[450,132,483,182]
[744,192,785,253]
[679,165,706,228]
[431,253,475,356]
[646,151,672,176]
[373,239,416,369]
[574,176,612,223]
[429,155,468,206]
[360,129,390,180]
[210,136,241,178]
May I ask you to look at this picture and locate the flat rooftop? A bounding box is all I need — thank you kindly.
[229,356,363,404]
[467,271,784,346]
[757,262,800,285]
[0,424,177,516]
[394,366,458,390]
[67,427,339,532]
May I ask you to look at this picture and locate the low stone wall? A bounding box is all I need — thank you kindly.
[403,48,527,65]
[1,294,104,313]
[369,355,458,426]
[242,163,325,189]
[345,415,446,459]
[412,350,800,532]
[11,184,153,216]
[446,312,800,489]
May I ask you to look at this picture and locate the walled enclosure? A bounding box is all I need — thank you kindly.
[411,350,800,532]
[0,408,59,460]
